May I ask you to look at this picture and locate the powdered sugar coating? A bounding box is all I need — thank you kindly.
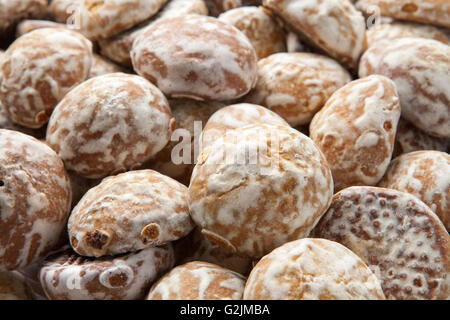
[88,54,128,79]
[46,73,174,179]
[200,103,289,151]
[359,38,450,138]
[356,0,450,28]
[147,261,246,300]
[0,271,34,300]
[68,169,193,257]
[244,238,385,300]
[0,28,93,129]
[0,0,48,32]
[0,129,72,271]
[378,151,450,230]
[244,53,351,126]
[98,0,208,67]
[315,186,450,300]
[131,15,258,101]
[364,22,449,52]
[189,123,333,258]
[40,245,174,300]
[310,75,401,191]
[218,6,286,59]
[73,0,168,40]
[263,0,365,68]
[49,0,82,23]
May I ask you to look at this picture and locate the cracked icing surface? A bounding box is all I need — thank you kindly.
[0,0,48,31]
[131,15,258,101]
[310,75,401,191]
[68,169,193,257]
[0,28,93,129]
[359,38,450,138]
[147,261,245,300]
[244,238,386,300]
[244,52,351,126]
[378,151,450,231]
[98,0,208,67]
[40,245,174,300]
[218,6,286,59]
[46,73,174,179]
[315,186,450,300]
[200,103,288,152]
[189,123,333,258]
[72,0,168,40]
[356,0,450,28]
[0,129,72,271]
[263,0,365,69]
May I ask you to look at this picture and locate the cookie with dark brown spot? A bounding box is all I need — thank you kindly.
[314,186,449,300]
[40,245,174,300]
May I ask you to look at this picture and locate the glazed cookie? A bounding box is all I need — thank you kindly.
[15,20,71,37]
[174,228,253,275]
[244,53,351,126]
[145,99,225,186]
[88,54,128,79]
[364,22,449,52]
[310,75,401,191]
[0,129,72,271]
[0,28,93,129]
[263,0,366,69]
[46,73,175,179]
[147,261,246,300]
[356,0,450,28]
[205,0,242,17]
[0,271,34,300]
[315,186,450,300]
[359,38,450,138]
[68,170,193,257]
[40,245,174,300]
[189,123,333,258]
[393,118,449,157]
[72,0,168,40]
[200,103,289,151]
[49,0,81,23]
[131,15,258,101]
[378,151,450,230]
[218,6,286,59]
[98,0,208,68]
[244,238,386,300]
[0,0,48,32]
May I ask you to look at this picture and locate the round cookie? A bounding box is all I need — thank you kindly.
[15,20,71,37]
[263,0,366,69]
[68,170,193,257]
[310,75,401,191]
[359,37,450,138]
[218,6,286,59]
[147,261,246,300]
[0,129,72,271]
[0,0,48,32]
[98,0,208,68]
[364,22,449,52]
[0,271,34,300]
[393,118,449,157]
[49,0,81,23]
[378,151,450,230]
[189,123,333,258]
[131,15,258,101]
[356,0,450,28]
[0,28,93,129]
[174,228,253,275]
[144,98,225,186]
[88,54,128,79]
[315,186,450,300]
[200,103,289,151]
[244,238,386,300]
[40,245,174,300]
[244,52,351,126]
[72,0,168,40]
[46,73,175,179]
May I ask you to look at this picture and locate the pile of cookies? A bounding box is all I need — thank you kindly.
[0,0,448,300]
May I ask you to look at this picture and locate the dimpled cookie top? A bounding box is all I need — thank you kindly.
[0,129,72,271]
[244,238,386,300]
[68,170,194,257]
[46,73,174,179]
[131,15,258,101]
